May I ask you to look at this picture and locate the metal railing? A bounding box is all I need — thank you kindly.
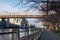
[0,26,42,40]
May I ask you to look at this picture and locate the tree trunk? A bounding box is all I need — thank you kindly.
[57,23,59,32]
[52,23,56,30]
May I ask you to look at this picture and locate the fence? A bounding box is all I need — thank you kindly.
[0,26,42,40]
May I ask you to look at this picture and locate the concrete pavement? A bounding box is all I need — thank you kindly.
[38,30,60,40]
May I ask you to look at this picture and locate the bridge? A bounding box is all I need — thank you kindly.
[0,15,46,18]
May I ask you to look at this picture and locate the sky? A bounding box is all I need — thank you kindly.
[0,0,42,13]
[0,0,20,12]
[0,0,45,28]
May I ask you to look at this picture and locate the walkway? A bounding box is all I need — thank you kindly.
[38,30,60,40]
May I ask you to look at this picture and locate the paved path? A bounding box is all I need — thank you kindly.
[38,30,60,40]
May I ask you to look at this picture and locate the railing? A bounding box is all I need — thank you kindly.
[0,27,42,40]
[20,28,42,40]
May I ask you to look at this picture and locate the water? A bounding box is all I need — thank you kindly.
[0,29,12,40]
[0,29,36,40]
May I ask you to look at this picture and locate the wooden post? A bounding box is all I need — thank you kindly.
[12,29,20,40]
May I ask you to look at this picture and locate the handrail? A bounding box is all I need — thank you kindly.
[0,32,16,35]
[0,28,41,40]
[20,28,42,40]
